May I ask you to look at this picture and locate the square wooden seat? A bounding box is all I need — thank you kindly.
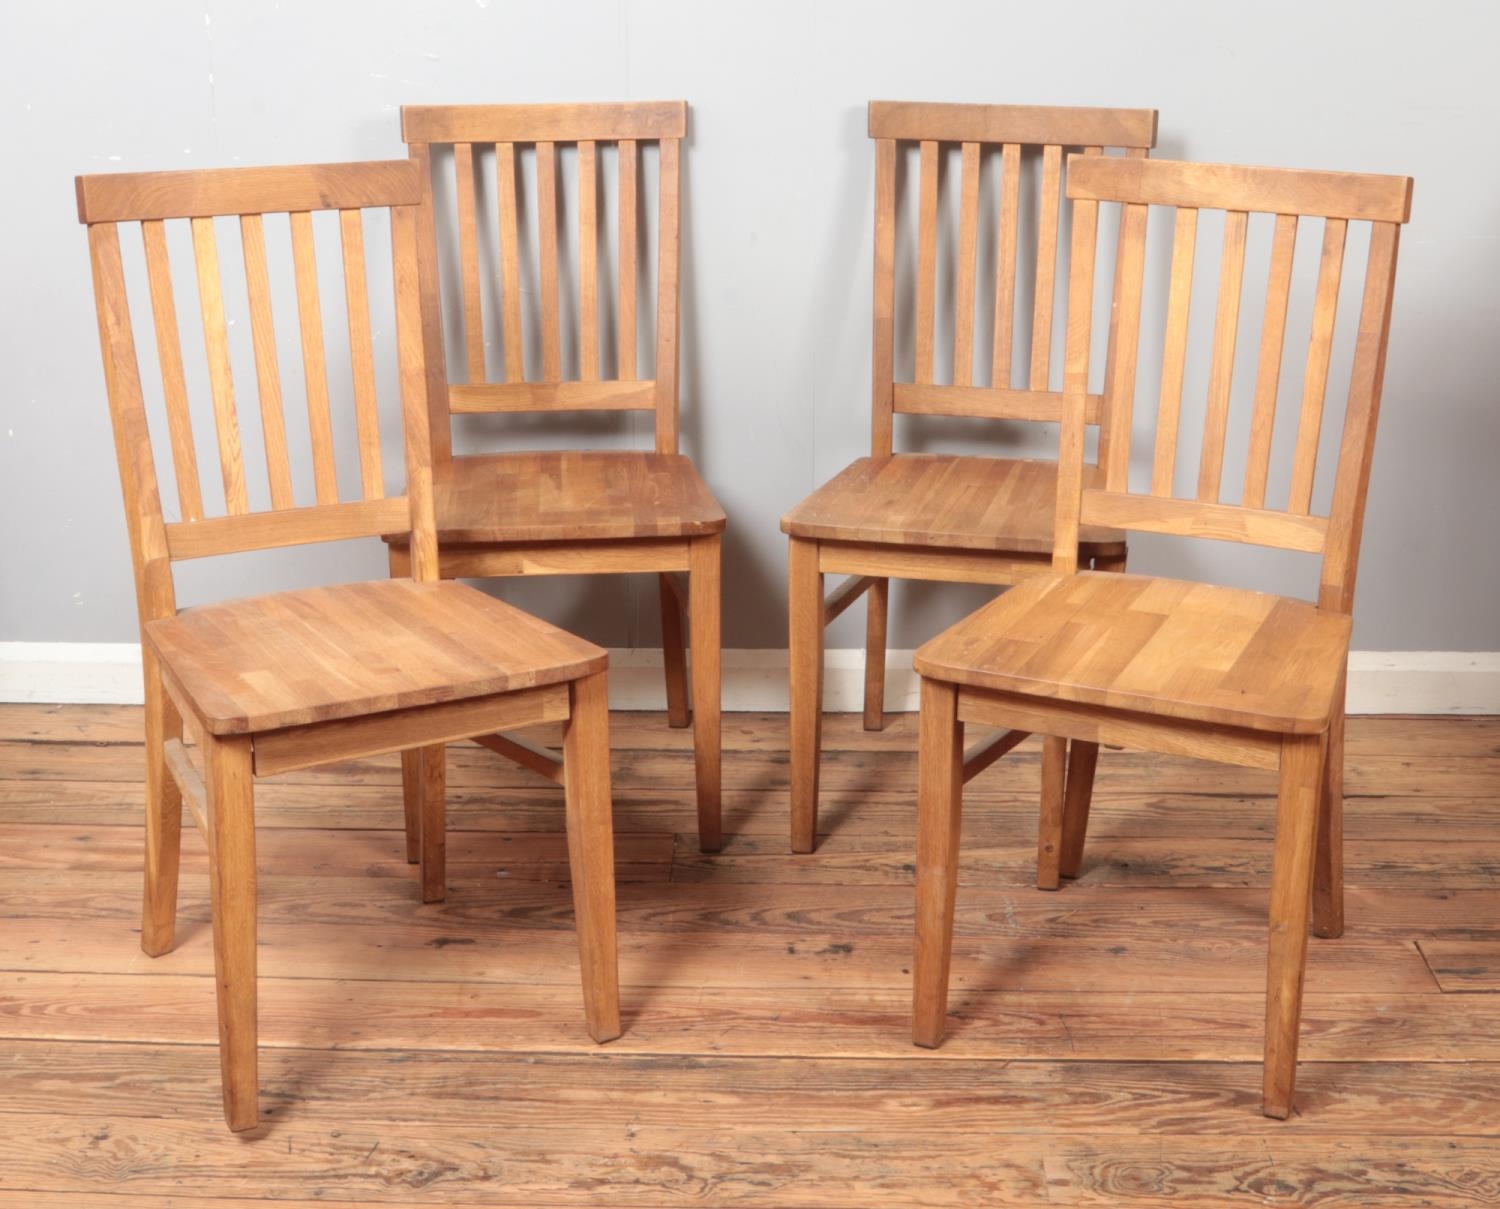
[146,580,606,735]
[782,454,1124,556]
[423,450,726,546]
[914,571,1350,735]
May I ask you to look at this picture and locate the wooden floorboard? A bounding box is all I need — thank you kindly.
[1,705,1496,1206]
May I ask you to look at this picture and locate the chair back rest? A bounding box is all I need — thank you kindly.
[1054,156,1413,613]
[401,102,687,456]
[868,101,1158,455]
[77,159,437,625]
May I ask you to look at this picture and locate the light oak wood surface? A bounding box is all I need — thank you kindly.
[398,101,722,853]
[77,158,623,1132]
[911,155,1413,1120]
[784,101,1157,854]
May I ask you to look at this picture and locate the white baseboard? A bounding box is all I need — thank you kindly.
[2,641,1497,715]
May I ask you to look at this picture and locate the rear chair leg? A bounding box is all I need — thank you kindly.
[399,750,421,864]
[788,538,824,854]
[418,744,447,903]
[563,670,622,1043]
[1263,731,1325,1119]
[688,536,723,852]
[913,677,964,1048]
[862,577,890,731]
[1036,736,1068,889]
[141,651,184,956]
[660,573,691,729]
[204,733,258,1132]
[1313,689,1346,939]
[1059,741,1100,880]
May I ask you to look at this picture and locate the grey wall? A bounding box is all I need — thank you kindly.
[4,0,1497,652]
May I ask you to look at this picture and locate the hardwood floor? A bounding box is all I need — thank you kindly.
[1,705,1497,1206]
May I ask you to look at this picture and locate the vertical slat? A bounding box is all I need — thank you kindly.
[1092,146,1122,477]
[409,144,452,468]
[990,143,1021,389]
[189,217,248,516]
[289,210,339,505]
[952,142,981,387]
[537,141,561,381]
[1150,207,1199,497]
[140,220,204,521]
[1319,223,1400,614]
[1196,209,1249,502]
[914,139,939,385]
[1287,218,1348,514]
[654,137,681,453]
[452,143,487,384]
[871,137,896,457]
[238,215,294,510]
[1054,197,1099,575]
[1030,143,1064,391]
[1243,213,1300,509]
[339,208,384,500]
[578,140,599,381]
[616,139,638,380]
[495,142,526,383]
[392,203,439,583]
[1102,202,1149,492]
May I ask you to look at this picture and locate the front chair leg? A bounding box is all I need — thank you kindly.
[418,744,447,903]
[141,651,184,956]
[1035,736,1068,890]
[788,538,825,854]
[659,573,691,729]
[1313,690,1346,939]
[563,670,622,1043]
[1263,731,1326,1120]
[1059,740,1100,880]
[913,677,964,1048]
[204,733,258,1133]
[399,750,421,864]
[862,577,890,731]
[688,535,723,852]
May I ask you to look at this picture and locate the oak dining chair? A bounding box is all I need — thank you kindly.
[391,102,726,852]
[781,101,1158,854]
[910,155,1413,1117]
[77,159,621,1132]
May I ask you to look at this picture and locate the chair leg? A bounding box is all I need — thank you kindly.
[141,651,183,957]
[688,536,723,853]
[562,670,622,1043]
[913,677,964,1048]
[399,750,421,865]
[204,733,258,1133]
[1059,741,1100,880]
[1313,691,1346,940]
[1035,735,1068,890]
[418,744,447,904]
[788,538,825,854]
[1263,731,1325,1120]
[659,573,691,729]
[862,577,890,731]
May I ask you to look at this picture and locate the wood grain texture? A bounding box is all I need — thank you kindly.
[144,579,606,734]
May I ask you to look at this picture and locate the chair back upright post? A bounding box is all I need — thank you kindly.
[866,101,1158,458]
[400,102,688,462]
[76,160,440,626]
[1052,156,1413,612]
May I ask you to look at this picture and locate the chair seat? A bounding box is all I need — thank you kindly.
[145,579,608,736]
[915,571,1351,734]
[780,455,1125,555]
[395,451,727,546]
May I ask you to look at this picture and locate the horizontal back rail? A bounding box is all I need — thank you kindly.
[402,101,686,145]
[868,101,1157,148]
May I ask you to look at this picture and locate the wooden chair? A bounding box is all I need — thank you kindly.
[76,159,621,1132]
[910,156,1413,1117]
[782,102,1158,853]
[391,102,725,851]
